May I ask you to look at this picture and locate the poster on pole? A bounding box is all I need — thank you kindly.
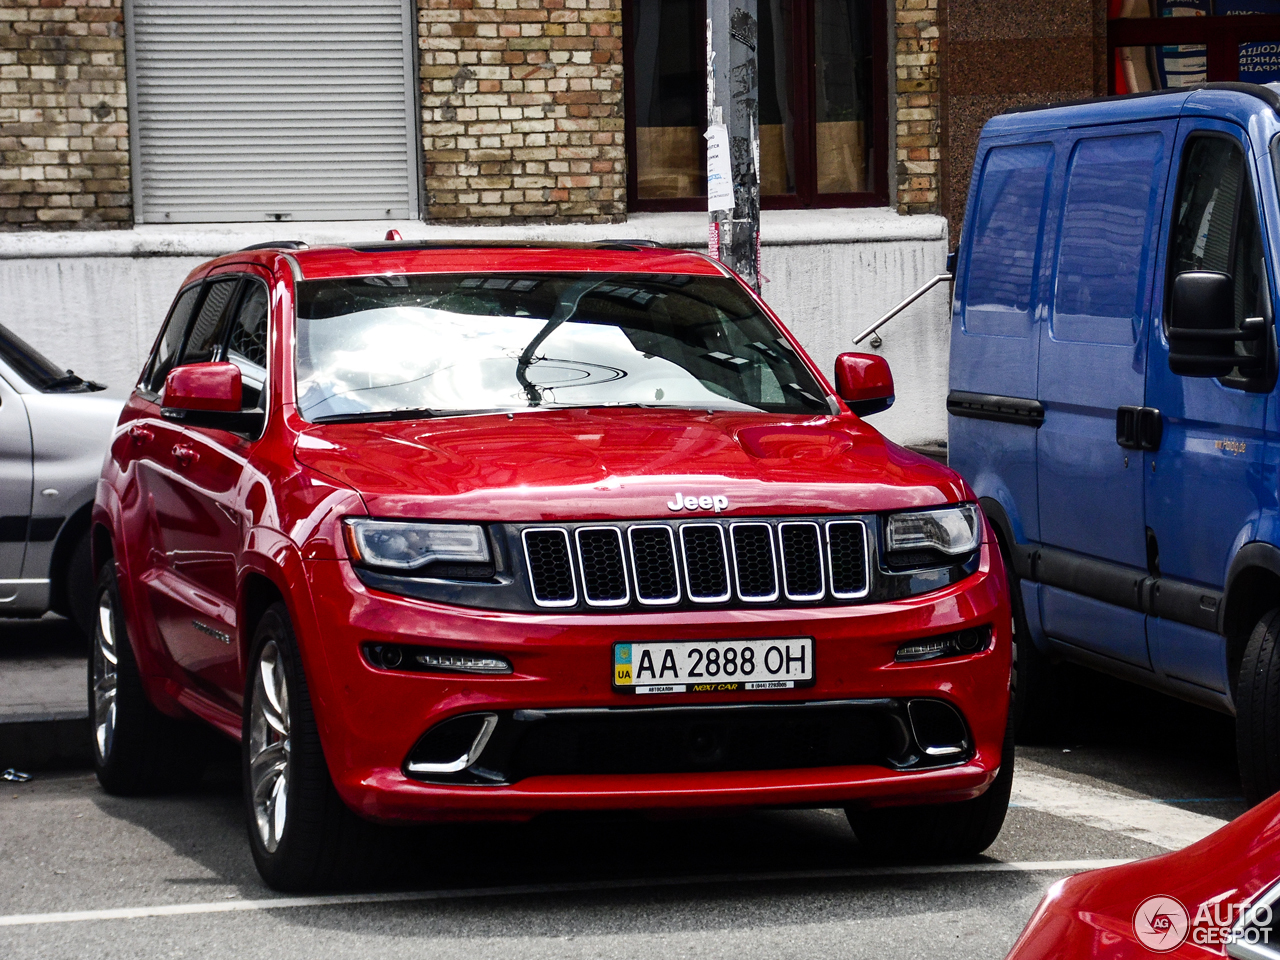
[705,124,735,213]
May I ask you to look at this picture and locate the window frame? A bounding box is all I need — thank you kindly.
[622,0,889,212]
[1108,13,1280,90]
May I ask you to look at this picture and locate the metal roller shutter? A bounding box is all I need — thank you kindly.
[126,0,419,223]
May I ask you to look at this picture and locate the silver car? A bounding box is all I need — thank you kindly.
[0,324,123,634]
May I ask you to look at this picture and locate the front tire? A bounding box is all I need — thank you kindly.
[846,712,1015,860]
[243,602,370,891]
[1236,607,1280,805]
[90,562,206,794]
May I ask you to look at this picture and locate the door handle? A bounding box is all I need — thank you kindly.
[171,443,198,467]
[128,424,154,444]
[1116,406,1162,451]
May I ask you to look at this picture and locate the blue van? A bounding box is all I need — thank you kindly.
[948,82,1280,802]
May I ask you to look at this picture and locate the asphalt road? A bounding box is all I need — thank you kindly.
[0,620,1249,960]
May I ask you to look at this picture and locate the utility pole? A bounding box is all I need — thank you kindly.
[706,0,760,292]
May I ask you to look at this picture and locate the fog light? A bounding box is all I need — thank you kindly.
[895,626,991,663]
[363,643,512,675]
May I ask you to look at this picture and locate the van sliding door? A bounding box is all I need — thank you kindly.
[1035,123,1176,669]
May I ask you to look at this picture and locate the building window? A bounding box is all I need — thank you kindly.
[623,0,888,211]
[1109,0,1280,93]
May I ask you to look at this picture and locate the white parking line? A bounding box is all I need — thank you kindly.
[0,859,1132,929]
[1012,770,1227,851]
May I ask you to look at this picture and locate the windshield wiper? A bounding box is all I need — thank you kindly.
[312,407,442,424]
[41,371,105,393]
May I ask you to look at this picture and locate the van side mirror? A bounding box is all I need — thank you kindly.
[1168,270,1264,377]
[161,362,262,433]
[834,352,894,417]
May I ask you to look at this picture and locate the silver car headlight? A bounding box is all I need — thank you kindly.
[885,503,981,557]
[343,519,490,572]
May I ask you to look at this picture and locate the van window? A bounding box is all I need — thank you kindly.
[1167,134,1268,362]
[962,143,1053,337]
[1051,133,1163,346]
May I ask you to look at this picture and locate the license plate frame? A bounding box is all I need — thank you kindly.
[612,637,815,695]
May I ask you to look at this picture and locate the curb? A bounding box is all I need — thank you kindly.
[0,715,91,772]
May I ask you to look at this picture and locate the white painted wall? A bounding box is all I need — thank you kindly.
[0,209,950,445]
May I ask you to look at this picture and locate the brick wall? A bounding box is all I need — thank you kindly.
[0,0,130,230]
[895,0,941,215]
[417,0,626,224]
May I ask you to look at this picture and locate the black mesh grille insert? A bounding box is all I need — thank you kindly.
[576,528,628,605]
[731,523,777,600]
[780,523,823,599]
[827,521,868,598]
[523,529,575,605]
[630,526,679,603]
[681,525,729,601]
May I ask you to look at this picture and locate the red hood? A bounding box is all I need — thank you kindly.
[1007,795,1280,959]
[292,408,967,522]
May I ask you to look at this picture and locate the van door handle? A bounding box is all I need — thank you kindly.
[128,424,154,444]
[171,444,198,467]
[1116,406,1162,451]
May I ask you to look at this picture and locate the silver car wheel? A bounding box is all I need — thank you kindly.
[92,589,118,762]
[249,640,291,853]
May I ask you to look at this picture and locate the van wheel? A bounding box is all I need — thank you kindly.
[846,712,1014,860]
[90,562,206,795]
[244,602,371,892]
[1236,607,1280,805]
[1006,554,1057,743]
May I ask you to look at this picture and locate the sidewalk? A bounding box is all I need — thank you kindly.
[0,616,90,770]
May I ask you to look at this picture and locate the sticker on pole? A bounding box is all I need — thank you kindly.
[705,123,735,213]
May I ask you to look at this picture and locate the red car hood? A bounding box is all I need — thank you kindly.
[293,408,967,522]
[1007,794,1280,959]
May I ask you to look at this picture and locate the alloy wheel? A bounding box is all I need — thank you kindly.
[91,589,118,762]
[249,640,291,853]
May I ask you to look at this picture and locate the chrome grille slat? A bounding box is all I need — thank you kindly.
[575,526,629,607]
[730,522,779,601]
[628,524,681,605]
[779,521,825,601]
[679,523,732,603]
[826,520,870,600]
[522,528,577,608]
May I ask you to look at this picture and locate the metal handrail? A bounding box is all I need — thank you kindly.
[853,273,954,345]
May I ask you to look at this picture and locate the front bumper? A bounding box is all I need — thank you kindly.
[300,538,1011,823]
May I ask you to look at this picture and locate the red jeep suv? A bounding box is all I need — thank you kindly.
[90,240,1012,890]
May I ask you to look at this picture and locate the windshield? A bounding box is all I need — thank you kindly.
[0,323,101,392]
[294,272,830,422]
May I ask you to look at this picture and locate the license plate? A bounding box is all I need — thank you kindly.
[612,638,814,695]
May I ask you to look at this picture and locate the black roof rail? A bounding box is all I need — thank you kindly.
[1003,81,1280,117]
[238,240,310,252]
[343,239,668,253]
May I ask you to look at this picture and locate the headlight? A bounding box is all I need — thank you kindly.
[343,519,490,571]
[885,504,981,557]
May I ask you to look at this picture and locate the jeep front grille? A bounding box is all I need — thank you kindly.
[521,517,871,611]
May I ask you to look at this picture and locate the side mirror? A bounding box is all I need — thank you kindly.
[1168,270,1264,377]
[834,352,894,417]
[162,362,242,412]
[160,362,263,434]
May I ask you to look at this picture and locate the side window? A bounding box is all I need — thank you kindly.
[1052,132,1163,346]
[179,277,240,366]
[1167,135,1270,374]
[225,280,269,412]
[143,285,201,395]
[962,143,1053,337]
